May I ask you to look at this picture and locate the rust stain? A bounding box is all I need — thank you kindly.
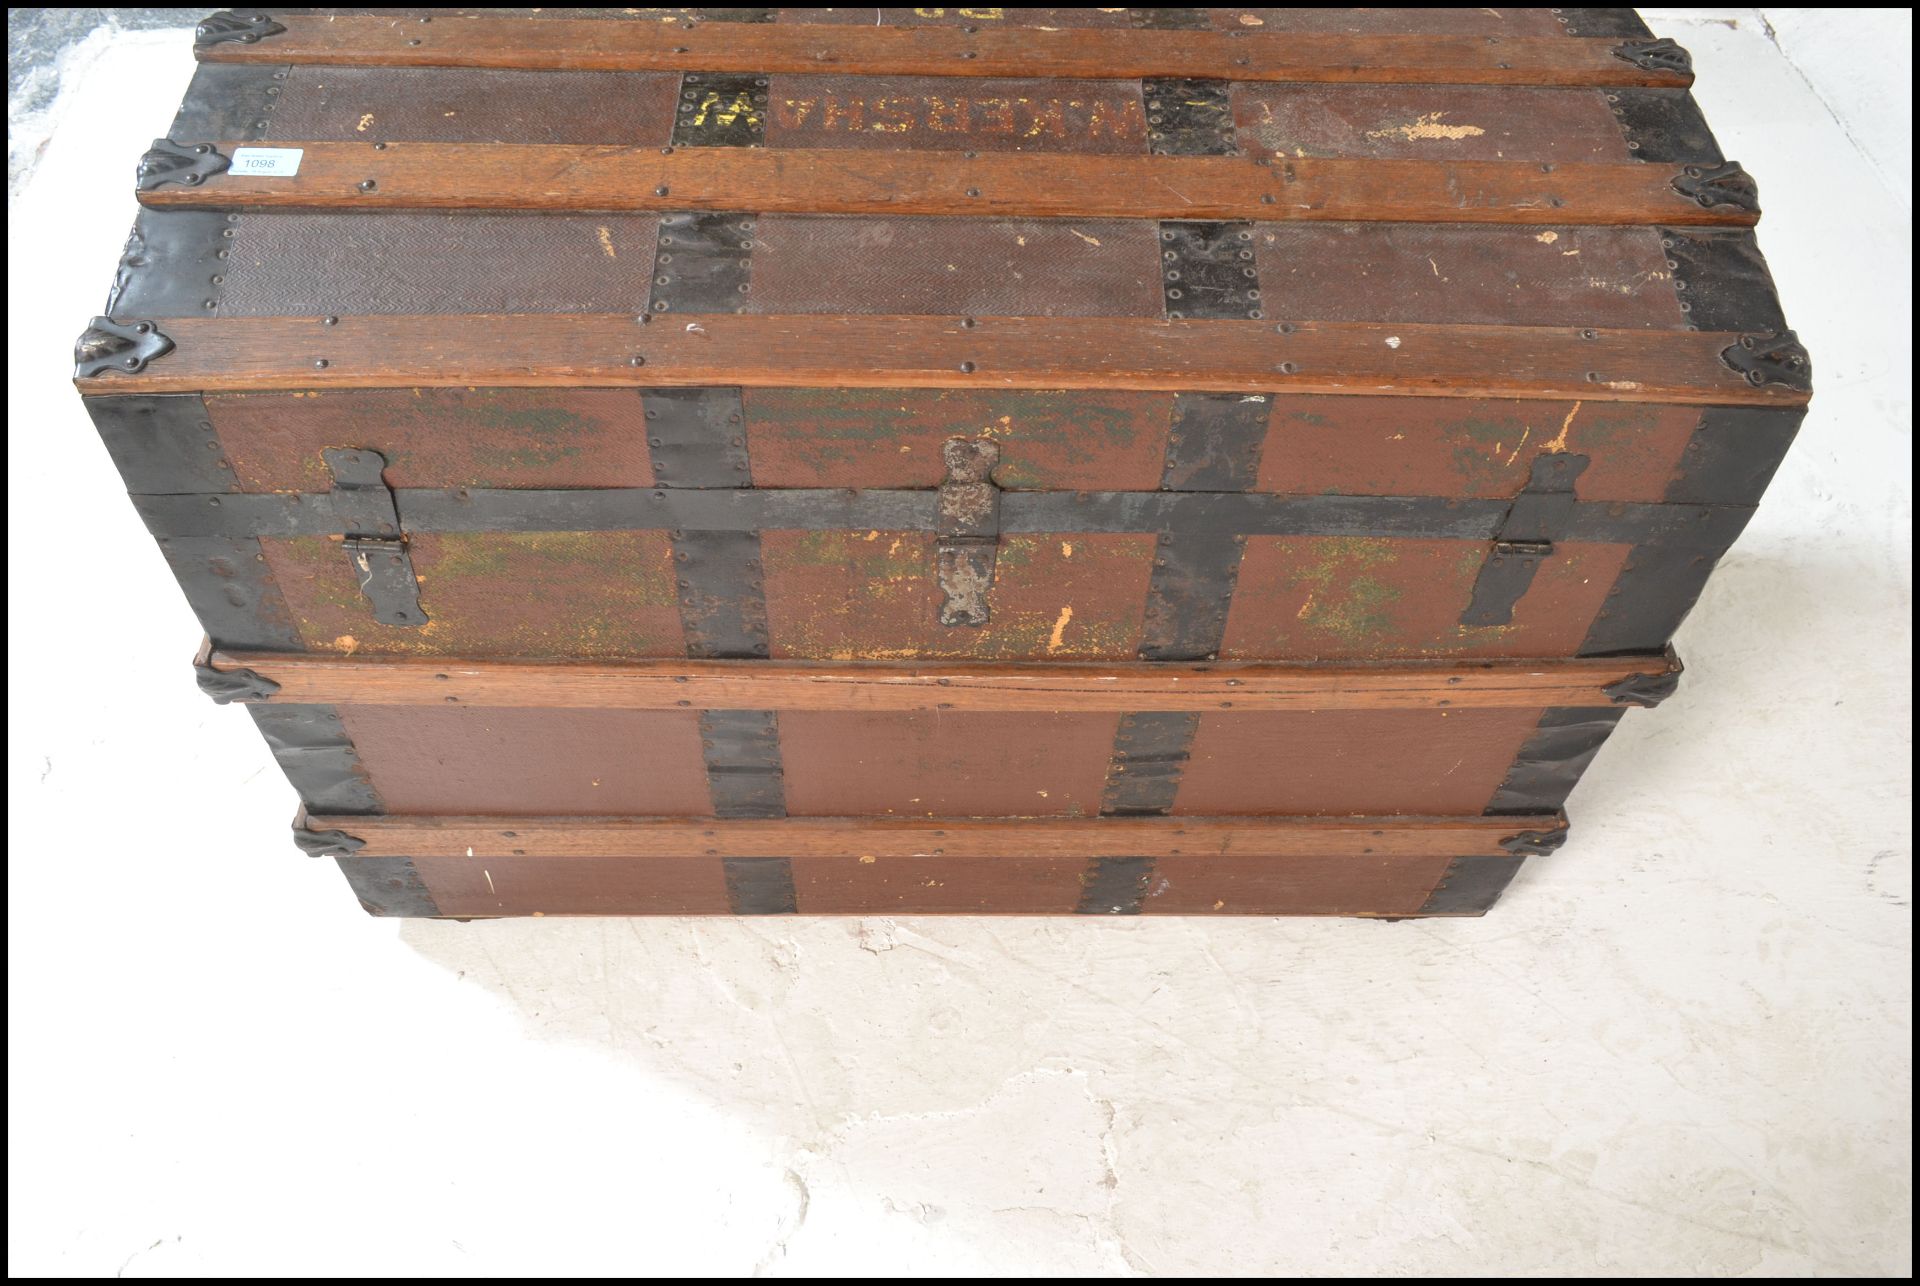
[595,226,616,258]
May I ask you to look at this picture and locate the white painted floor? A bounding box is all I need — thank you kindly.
[7,12,1910,1277]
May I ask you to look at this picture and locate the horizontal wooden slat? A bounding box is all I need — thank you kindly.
[304,812,1561,861]
[141,143,1750,227]
[198,16,1691,89]
[75,314,1806,406]
[209,649,1674,712]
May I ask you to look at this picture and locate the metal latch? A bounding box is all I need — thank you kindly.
[1460,452,1590,627]
[324,448,427,628]
[936,437,1002,628]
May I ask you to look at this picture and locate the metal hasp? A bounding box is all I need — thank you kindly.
[1144,78,1237,157]
[195,660,281,704]
[73,317,174,377]
[936,437,1002,628]
[323,448,427,628]
[194,11,287,47]
[1460,452,1591,627]
[1721,331,1813,391]
[1604,647,1685,708]
[1671,161,1761,214]
[136,140,229,190]
[1613,37,1694,75]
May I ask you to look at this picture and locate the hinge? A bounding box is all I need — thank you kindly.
[1671,161,1760,214]
[1719,331,1813,391]
[936,437,1002,628]
[1612,37,1693,75]
[323,448,428,627]
[195,660,281,704]
[194,11,287,47]
[137,139,229,190]
[1460,453,1591,627]
[1500,826,1571,858]
[1143,78,1237,157]
[1604,646,1685,708]
[73,317,174,377]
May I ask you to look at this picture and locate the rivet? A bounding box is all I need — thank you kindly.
[959,361,976,373]
[1278,361,1298,374]
[965,187,981,197]
[313,359,329,368]
[405,37,421,45]
[655,185,670,197]
[322,315,338,326]
[630,355,647,366]
[358,179,377,192]
[373,141,387,150]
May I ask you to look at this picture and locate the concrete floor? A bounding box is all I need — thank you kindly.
[6,10,1911,1277]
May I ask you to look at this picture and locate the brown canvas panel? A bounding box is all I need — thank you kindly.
[1142,853,1451,915]
[1213,8,1569,36]
[209,388,656,492]
[790,854,1089,913]
[1221,536,1631,659]
[339,707,713,815]
[415,855,732,917]
[744,388,1171,490]
[260,532,686,658]
[761,530,1154,660]
[218,214,662,316]
[766,75,1149,154]
[779,711,1120,816]
[777,8,1133,28]
[1175,708,1546,815]
[1236,84,1627,162]
[747,216,1163,317]
[1255,398,1703,502]
[1256,224,1689,329]
[265,67,681,145]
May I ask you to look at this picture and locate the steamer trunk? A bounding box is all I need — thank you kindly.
[76,7,1807,918]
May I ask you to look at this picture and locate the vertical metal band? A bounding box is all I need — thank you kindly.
[644,387,753,487]
[1484,707,1628,814]
[699,709,786,819]
[672,530,770,658]
[169,61,286,143]
[335,855,440,917]
[248,704,383,814]
[1460,452,1591,627]
[1659,228,1788,333]
[1128,8,1211,30]
[324,448,426,628]
[723,856,798,914]
[1663,406,1805,506]
[1077,856,1155,915]
[1418,856,1523,915]
[1161,392,1270,491]
[1140,531,1246,660]
[1102,712,1201,816]
[1610,90,1723,166]
[1159,221,1262,320]
[157,535,302,649]
[105,208,234,317]
[649,212,755,314]
[1143,78,1237,156]
[85,393,237,494]
[672,72,769,148]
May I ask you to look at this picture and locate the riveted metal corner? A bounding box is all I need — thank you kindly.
[84,393,237,494]
[1418,856,1523,915]
[1720,331,1812,392]
[334,855,440,918]
[1671,161,1760,214]
[250,704,382,814]
[196,660,280,704]
[1484,707,1628,815]
[294,817,366,859]
[74,317,174,378]
[1500,825,1571,858]
[1612,37,1692,75]
[1603,647,1684,707]
[171,62,287,142]
[1608,89,1723,165]
[136,139,229,191]
[195,11,287,48]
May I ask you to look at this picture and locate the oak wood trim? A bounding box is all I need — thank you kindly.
[197,16,1692,89]
[74,314,1805,406]
[139,143,1750,227]
[305,813,1561,860]
[208,649,1675,712]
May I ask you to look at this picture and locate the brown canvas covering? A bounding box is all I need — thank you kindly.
[77,7,1805,918]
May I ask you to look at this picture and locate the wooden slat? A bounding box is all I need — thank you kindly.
[209,649,1672,712]
[140,143,1750,227]
[197,16,1692,89]
[74,314,1807,407]
[305,812,1560,860]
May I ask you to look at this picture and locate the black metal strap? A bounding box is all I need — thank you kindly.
[1144,78,1237,157]
[649,213,755,315]
[723,856,797,914]
[1484,707,1627,814]
[335,855,441,918]
[1460,453,1590,627]
[1102,712,1201,816]
[700,709,785,819]
[250,704,382,814]
[1159,221,1263,320]
[645,387,752,487]
[1161,392,1269,491]
[672,73,768,147]
[1077,857,1155,915]
[1418,856,1523,915]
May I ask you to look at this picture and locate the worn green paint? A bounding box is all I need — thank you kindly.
[1290,537,1406,650]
